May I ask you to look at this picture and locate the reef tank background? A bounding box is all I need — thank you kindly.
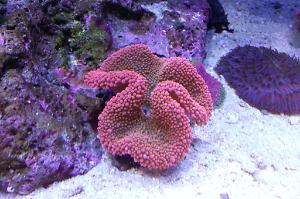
[0,0,300,198]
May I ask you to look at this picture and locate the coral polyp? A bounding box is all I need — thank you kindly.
[215,45,300,115]
[84,44,213,170]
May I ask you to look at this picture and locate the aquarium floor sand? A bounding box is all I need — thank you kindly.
[2,0,300,198]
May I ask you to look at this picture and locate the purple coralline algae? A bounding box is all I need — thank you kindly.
[0,1,107,195]
[102,0,210,61]
[215,45,300,115]
[0,69,103,195]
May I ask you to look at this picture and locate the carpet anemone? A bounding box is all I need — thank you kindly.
[85,44,213,170]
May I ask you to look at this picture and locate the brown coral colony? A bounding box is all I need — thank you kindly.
[84,44,213,170]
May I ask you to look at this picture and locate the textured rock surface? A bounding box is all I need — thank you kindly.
[0,0,105,195]
[0,69,102,195]
[102,0,210,61]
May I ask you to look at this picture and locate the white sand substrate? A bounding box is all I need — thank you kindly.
[2,0,300,198]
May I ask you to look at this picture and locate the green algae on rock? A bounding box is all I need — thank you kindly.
[70,21,107,66]
[54,17,109,68]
